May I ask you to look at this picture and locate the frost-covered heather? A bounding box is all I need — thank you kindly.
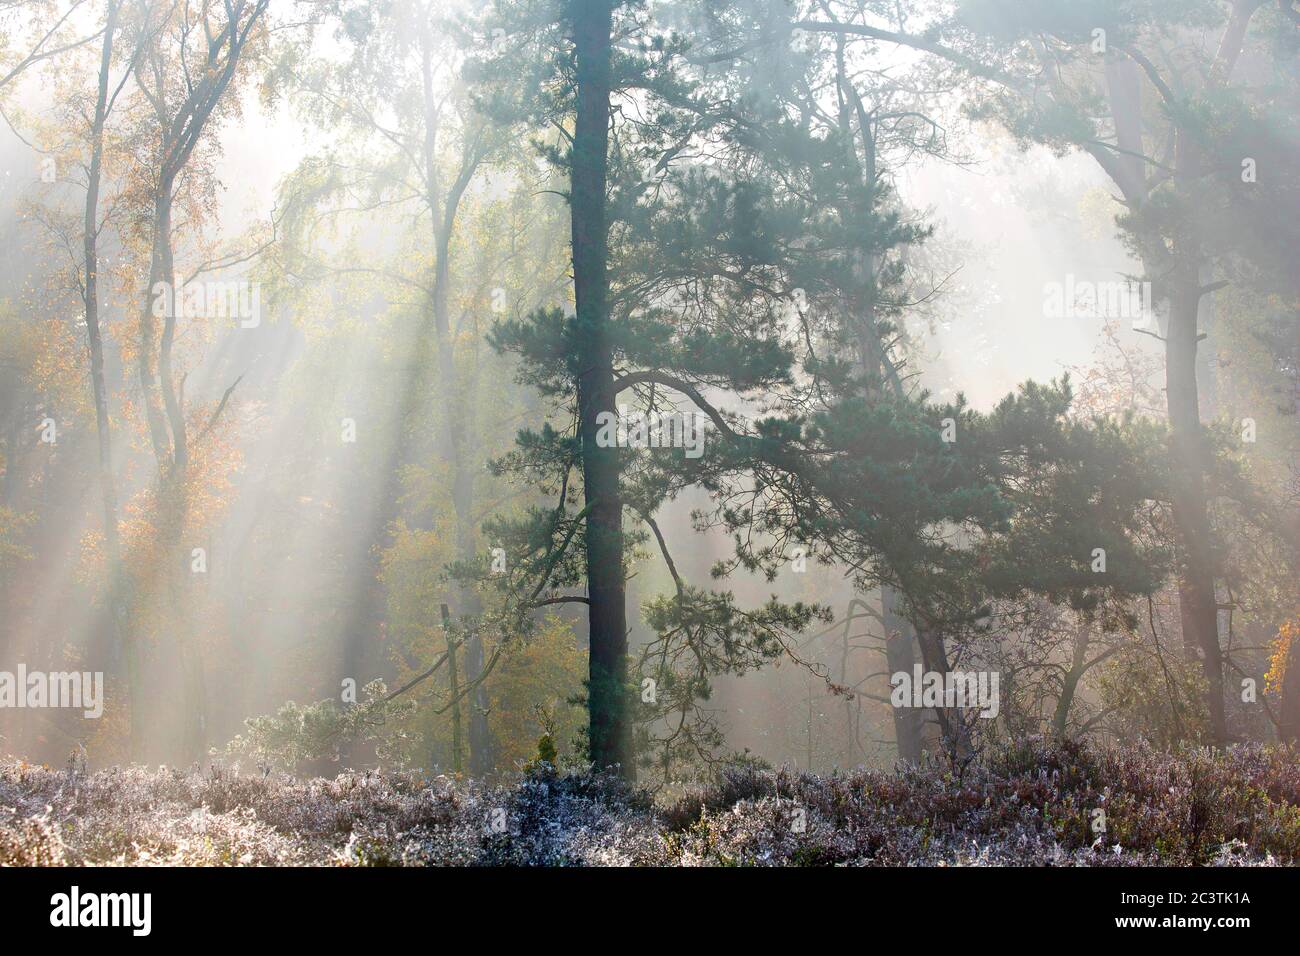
[1,739,1296,866]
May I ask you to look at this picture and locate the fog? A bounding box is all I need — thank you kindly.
[0,0,1294,792]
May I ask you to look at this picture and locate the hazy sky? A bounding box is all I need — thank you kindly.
[902,135,1161,409]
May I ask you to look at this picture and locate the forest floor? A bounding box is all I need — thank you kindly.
[1,738,1296,866]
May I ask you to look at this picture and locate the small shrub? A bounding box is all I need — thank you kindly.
[0,740,1294,866]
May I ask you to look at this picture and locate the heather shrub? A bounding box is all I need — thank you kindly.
[0,740,1294,866]
[0,806,67,866]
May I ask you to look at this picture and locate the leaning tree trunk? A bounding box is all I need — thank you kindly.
[914,621,964,759]
[1052,619,1091,736]
[882,587,924,763]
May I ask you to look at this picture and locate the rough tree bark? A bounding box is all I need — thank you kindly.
[570,0,631,779]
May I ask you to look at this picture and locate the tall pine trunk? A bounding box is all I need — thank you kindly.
[1165,269,1227,745]
[833,52,924,767]
[570,0,631,779]
[1103,50,1230,747]
[454,345,491,774]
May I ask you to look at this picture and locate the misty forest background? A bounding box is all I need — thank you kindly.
[0,0,1297,796]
